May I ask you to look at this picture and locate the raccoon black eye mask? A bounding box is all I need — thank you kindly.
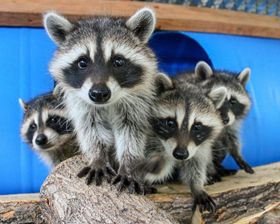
[153,118,212,146]
[190,122,212,145]
[46,115,74,134]
[229,97,246,118]
[152,118,178,139]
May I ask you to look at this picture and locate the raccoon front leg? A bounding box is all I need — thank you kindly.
[112,128,151,194]
[73,113,116,185]
[227,131,254,174]
[206,160,221,185]
[181,158,216,213]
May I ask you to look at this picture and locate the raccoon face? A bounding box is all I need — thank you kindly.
[20,99,74,152]
[152,75,226,161]
[195,62,251,126]
[44,8,157,107]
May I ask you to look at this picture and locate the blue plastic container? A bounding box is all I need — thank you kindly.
[149,31,280,169]
[0,28,54,194]
[0,27,280,194]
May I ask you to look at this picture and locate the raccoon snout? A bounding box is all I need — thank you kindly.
[173,147,189,160]
[88,84,111,103]
[35,134,48,146]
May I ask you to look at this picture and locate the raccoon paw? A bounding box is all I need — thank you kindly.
[217,167,237,177]
[242,163,255,174]
[112,174,154,195]
[193,192,216,214]
[77,164,116,186]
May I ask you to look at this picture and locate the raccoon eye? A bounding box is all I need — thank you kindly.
[164,119,176,129]
[112,55,126,68]
[30,122,37,130]
[50,116,59,124]
[77,57,89,69]
[158,118,177,132]
[230,98,238,105]
[192,122,203,131]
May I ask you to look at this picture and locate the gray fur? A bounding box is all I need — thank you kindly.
[44,8,158,186]
[177,61,253,177]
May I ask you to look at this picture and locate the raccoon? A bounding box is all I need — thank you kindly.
[193,62,254,178]
[43,8,158,189]
[19,92,79,167]
[135,73,227,212]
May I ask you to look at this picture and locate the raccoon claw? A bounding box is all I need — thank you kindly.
[238,161,254,174]
[193,192,216,214]
[77,166,91,178]
[217,167,237,176]
[112,174,154,195]
[112,175,129,192]
[77,164,116,186]
[243,164,254,174]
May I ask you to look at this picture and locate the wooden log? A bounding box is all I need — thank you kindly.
[0,0,280,38]
[39,155,280,223]
[148,162,280,223]
[0,193,45,223]
[40,155,176,224]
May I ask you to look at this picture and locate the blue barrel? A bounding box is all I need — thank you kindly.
[149,31,280,169]
[0,28,54,194]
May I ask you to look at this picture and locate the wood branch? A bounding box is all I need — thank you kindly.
[39,155,280,223]
[0,193,45,223]
[235,202,280,224]
[0,0,280,38]
[40,155,176,224]
[148,161,280,223]
[0,158,279,223]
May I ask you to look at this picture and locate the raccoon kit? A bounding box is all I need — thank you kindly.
[135,74,227,212]
[44,8,158,190]
[188,61,254,179]
[20,92,78,167]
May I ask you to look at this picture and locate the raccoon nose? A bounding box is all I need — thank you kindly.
[88,85,111,103]
[35,134,48,146]
[173,147,189,160]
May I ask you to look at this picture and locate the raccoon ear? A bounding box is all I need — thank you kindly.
[19,98,28,111]
[208,87,227,109]
[126,8,156,43]
[43,12,73,45]
[155,73,174,95]
[237,68,251,86]
[195,61,213,80]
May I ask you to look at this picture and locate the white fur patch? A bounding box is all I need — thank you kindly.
[188,110,222,131]
[102,40,113,63]
[186,141,198,160]
[144,155,176,184]
[161,138,177,158]
[176,105,185,128]
[227,111,235,126]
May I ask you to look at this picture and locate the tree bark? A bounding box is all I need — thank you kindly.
[0,193,45,223]
[40,155,176,224]
[2,156,279,223]
[147,162,280,223]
